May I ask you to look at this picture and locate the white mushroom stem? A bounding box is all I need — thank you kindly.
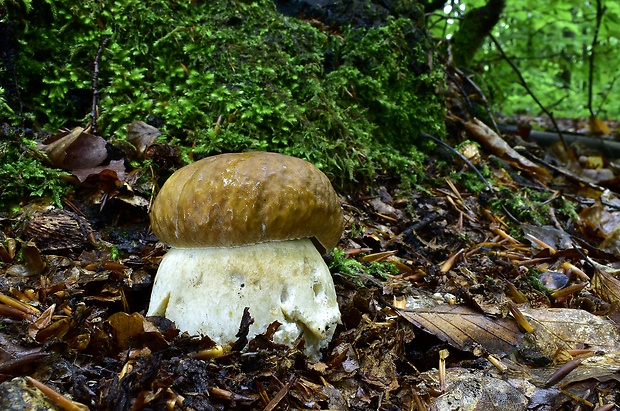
[147,238,340,360]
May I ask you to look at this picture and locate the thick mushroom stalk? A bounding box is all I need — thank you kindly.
[147,152,344,360]
[147,238,339,359]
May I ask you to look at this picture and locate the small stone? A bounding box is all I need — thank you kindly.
[0,377,62,411]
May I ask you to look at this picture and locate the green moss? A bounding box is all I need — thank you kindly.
[365,260,399,279]
[1,0,445,188]
[526,269,551,294]
[556,196,579,223]
[0,134,71,210]
[330,248,366,277]
[450,164,492,193]
[490,186,552,227]
[329,248,398,284]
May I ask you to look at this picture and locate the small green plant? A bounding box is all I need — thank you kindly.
[0,87,13,115]
[350,223,365,238]
[109,246,120,261]
[556,196,579,223]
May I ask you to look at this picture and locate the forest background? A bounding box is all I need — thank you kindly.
[0,0,619,206]
[434,0,620,121]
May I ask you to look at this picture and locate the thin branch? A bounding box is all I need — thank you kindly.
[489,34,568,151]
[420,132,494,192]
[454,67,502,136]
[91,36,110,136]
[595,71,620,115]
[587,0,606,117]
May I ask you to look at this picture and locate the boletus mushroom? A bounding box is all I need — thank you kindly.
[147,152,344,359]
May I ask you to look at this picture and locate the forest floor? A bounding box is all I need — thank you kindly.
[1,113,620,411]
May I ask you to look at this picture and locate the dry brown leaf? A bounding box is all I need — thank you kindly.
[520,308,620,351]
[598,221,620,255]
[360,250,397,263]
[522,224,574,251]
[397,304,523,355]
[367,198,404,220]
[106,312,168,351]
[589,116,611,136]
[126,121,161,156]
[6,242,46,277]
[70,159,126,183]
[465,118,551,179]
[39,127,108,170]
[578,201,620,241]
[28,304,56,340]
[591,265,620,305]
[36,318,72,343]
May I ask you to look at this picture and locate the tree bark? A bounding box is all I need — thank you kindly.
[451,0,505,68]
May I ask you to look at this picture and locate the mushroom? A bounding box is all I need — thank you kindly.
[147,152,343,359]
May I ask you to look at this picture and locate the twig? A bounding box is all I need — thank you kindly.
[443,68,474,114]
[91,36,110,135]
[262,377,296,411]
[595,71,620,115]
[455,67,502,136]
[488,34,568,151]
[25,376,89,411]
[587,0,606,117]
[514,146,620,196]
[420,132,494,192]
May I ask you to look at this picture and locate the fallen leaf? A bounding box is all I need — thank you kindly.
[126,121,161,156]
[360,250,397,263]
[397,304,523,355]
[590,264,620,305]
[578,200,620,241]
[106,312,168,351]
[428,368,529,411]
[588,116,611,136]
[38,127,108,170]
[28,304,56,340]
[520,308,620,351]
[465,118,551,179]
[522,224,574,251]
[70,159,126,183]
[367,198,404,220]
[36,318,72,343]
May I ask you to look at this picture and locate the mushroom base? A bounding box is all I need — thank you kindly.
[147,238,341,360]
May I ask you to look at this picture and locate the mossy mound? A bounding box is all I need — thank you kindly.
[0,0,444,187]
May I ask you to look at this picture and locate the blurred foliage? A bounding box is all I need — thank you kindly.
[0,0,445,190]
[430,0,620,119]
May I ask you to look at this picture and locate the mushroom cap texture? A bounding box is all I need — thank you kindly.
[150,152,344,249]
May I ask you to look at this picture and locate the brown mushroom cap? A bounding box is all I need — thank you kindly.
[150,152,344,250]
